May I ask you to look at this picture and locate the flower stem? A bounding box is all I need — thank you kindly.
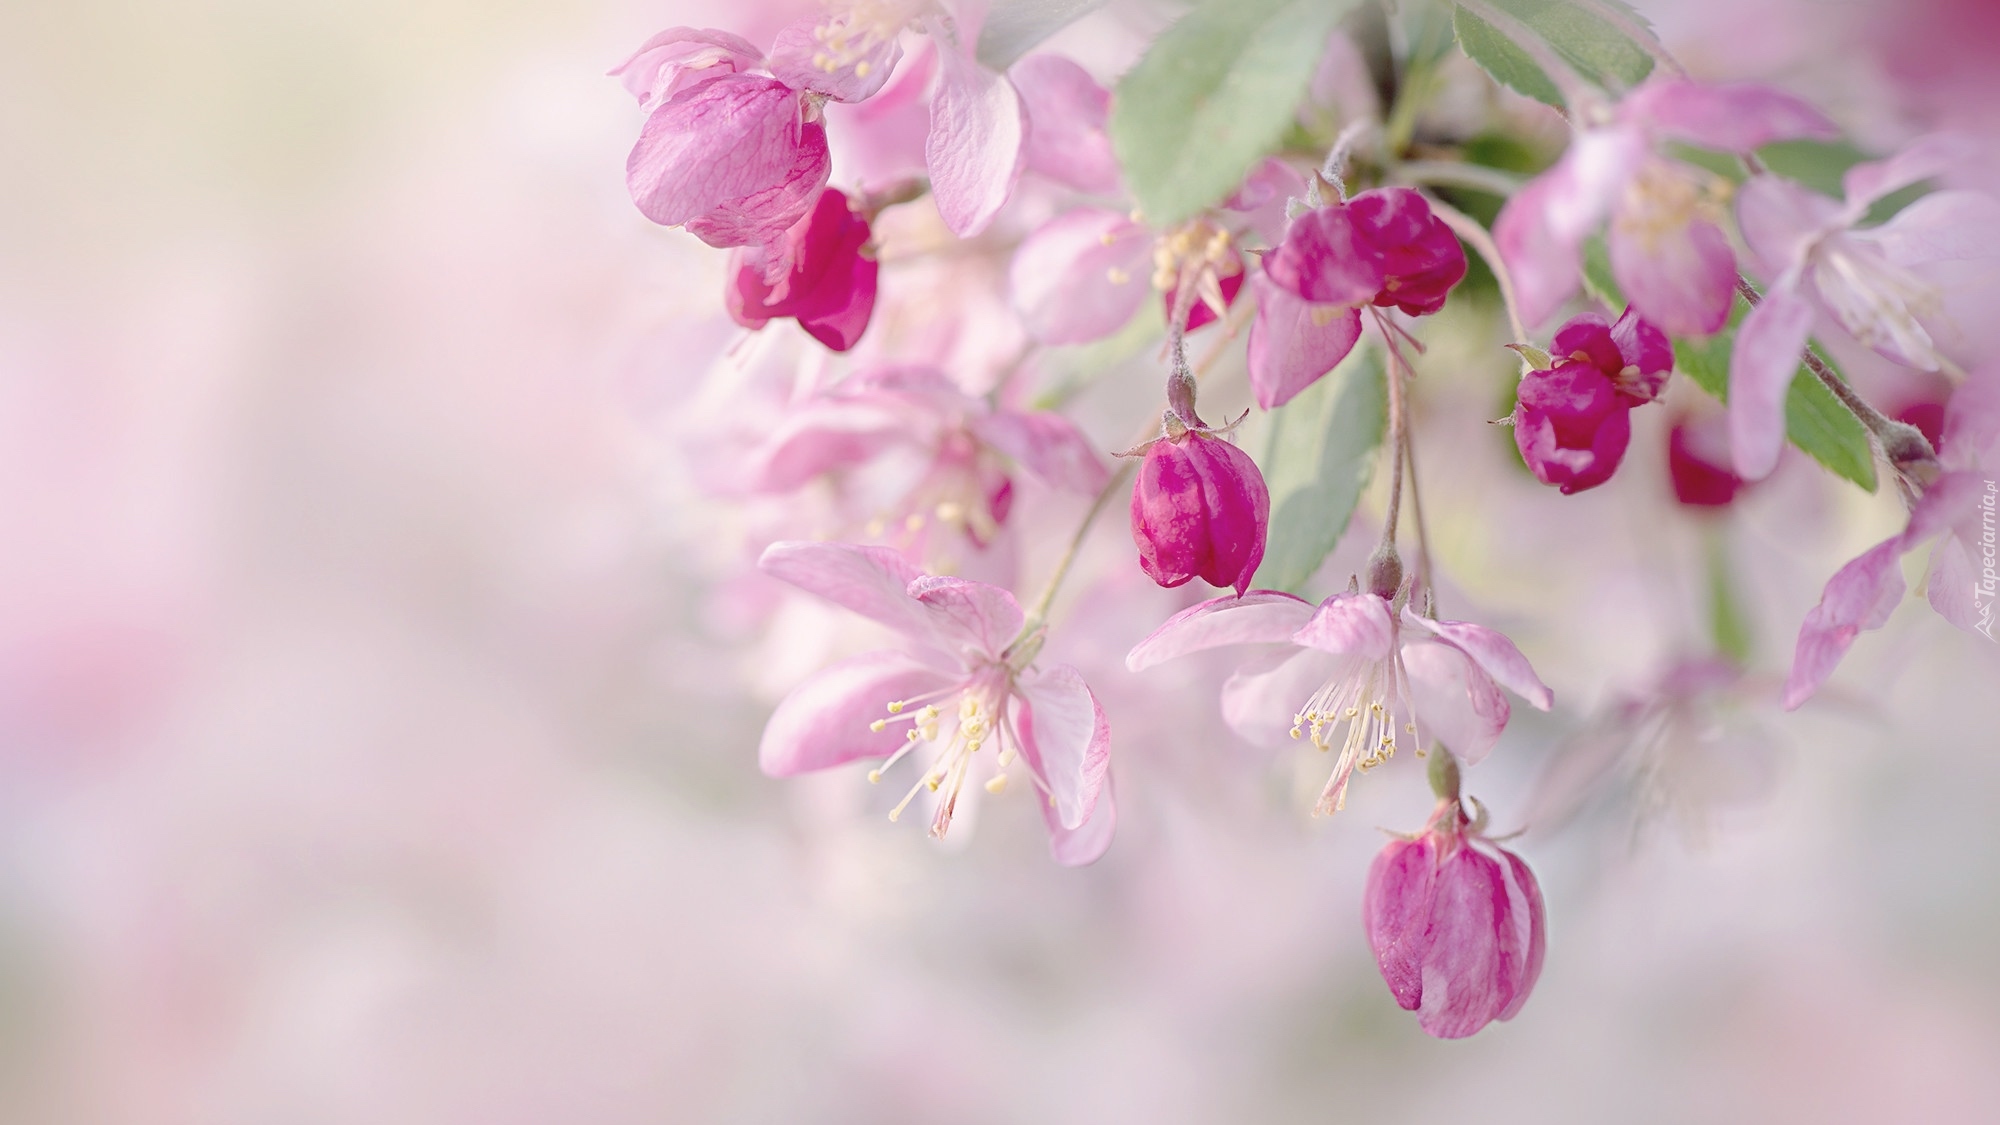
[1369,309,1412,597]
[1422,191,1531,346]
[1015,459,1138,650]
[1395,160,1525,199]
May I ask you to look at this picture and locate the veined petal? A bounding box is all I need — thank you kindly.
[969,408,1109,492]
[1042,770,1117,866]
[1125,590,1316,671]
[1365,834,1439,1011]
[1728,282,1815,481]
[926,22,1027,237]
[906,574,1026,657]
[626,75,805,228]
[1737,174,1844,281]
[1012,53,1121,195]
[1009,208,1152,344]
[1402,638,1511,765]
[1220,647,1345,748]
[1494,845,1547,1022]
[1013,663,1111,830]
[767,15,903,103]
[1416,846,1514,1039]
[1244,273,1364,410]
[1404,610,1554,711]
[683,122,833,248]
[1841,134,1975,218]
[1623,78,1840,153]
[1925,533,1990,638]
[610,27,763,107]
[1292,593,1397,660]
[1782,536,1908,710]
[758,540,937,642]
[758,650,958,776]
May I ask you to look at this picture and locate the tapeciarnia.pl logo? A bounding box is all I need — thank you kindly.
[1977,480,1997,641]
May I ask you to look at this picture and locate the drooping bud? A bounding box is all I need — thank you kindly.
[1513,307,1674,494]
[1130,432,1270,596]
[1668,413,1744,508]
[1264,187,1467,315]
[726,188,878,352]
[1363,802,1547,1039]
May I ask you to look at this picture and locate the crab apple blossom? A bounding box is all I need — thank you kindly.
[727,188,878,352]
[1513,307,1674,494]
[1129,426,1270,597]
[1127,590,1552,814]
[757,541,1113,865]
[1495,77,1839,338]
[1366,775,1547,1039]
[1669,413,1745,508]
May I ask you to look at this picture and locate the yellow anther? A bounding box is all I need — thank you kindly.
[985,774,1008,794]
[870,719,887,732]
[865,518,887,537]
[1107,267,1131,285]
[926,775,941,792]
[906,730,919,742]
[905,513,925,531]
[966,740,982,753]
[887,701,904,714]
[1290,727,1302,740]
[921,705,940,721]
[854,61,872,78]
[867,769,883,783]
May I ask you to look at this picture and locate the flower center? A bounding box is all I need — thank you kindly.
[1615,159,1731,251]
[866,675,1014,838]
[1813,242,1942,367]
[810,1,922,77]
[1290,653,1424,814]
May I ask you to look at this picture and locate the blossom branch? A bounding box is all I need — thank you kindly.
[1014,459,1138,650]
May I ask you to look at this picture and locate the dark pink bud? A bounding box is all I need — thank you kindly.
[1514,362,1634,494]
[726,188,878,352]
[1264,188,1466,315]
[1129,431,1270,596]
[1668,414,1743,508]
[1363,813,1547,1039]
[1550,306,1674,404]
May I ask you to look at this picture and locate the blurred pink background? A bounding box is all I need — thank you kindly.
[2,1,1997,1121]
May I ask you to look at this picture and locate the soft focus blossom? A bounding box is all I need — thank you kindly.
[1129,428,1270,596]
[727,187,879,351]
[1366,793,1547,1039]
[1514,307,1673,494]
[1669,410,1745,508]
[1495,77,1839,337]
[1126,591,1552,813]
[1731,137,2000,478]
[758,541,1114,864]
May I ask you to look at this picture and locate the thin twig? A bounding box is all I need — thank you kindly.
[1017,460,1137,640]
[1394,160,1526,198]
[1423,192,1530,344]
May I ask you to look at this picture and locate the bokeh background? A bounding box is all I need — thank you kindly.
[3,1,1999,1121]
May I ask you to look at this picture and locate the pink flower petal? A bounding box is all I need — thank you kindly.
[767,15,903,103]
[1841,134,1975,216]
[1012,53,1121,194]
[1041,770,1117,866]
[1404,610,1554,711]
[1365,834,1439,1011]
[906,574,1026,657]
[1401,638,1511,765]
[758,650,958,776]
[1494,845,1547,1022]
[1494,128,1642,329]
[1244,272,1365,410]
[1416,845,1514,1039]
[969,409,1109,492]
[1728,282,1815,481]
[1013,663,1111,830]
[1292,593,1397,660]
[1623,78,1840,154]
[1782,536,1908,710]
[1925,532,1990,637]
[1009,208,1152,344]
[747,400,909,491]
[1219,647,1345,748]
[626,74,807,229]
[926,27,1027,237]
[1609,208,1736,337]
[1124,590,1316,671]
[682,122,832,248]
[610,26,763,108]
[1736,174,1844,281]
[758,540,938,644]
[1226,159,1307,249]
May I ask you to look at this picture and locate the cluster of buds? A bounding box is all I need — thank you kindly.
[1511,307,1674,494]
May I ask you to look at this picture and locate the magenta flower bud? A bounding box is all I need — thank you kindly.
[1364,806,1547,1039]
[1263,187,1467,315]
[1130,431,1270,597]
[1514,306,1675,494]
[1669,413,1744,508]
[726,188,878,352]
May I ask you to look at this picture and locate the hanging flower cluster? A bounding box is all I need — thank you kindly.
[614,0,1999,1040]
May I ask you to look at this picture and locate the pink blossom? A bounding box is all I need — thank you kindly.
[1248,187,1466,409]
[1513,307,1674,494]
[1365,799,1546,1039]
[1669,411,1744,508]
[1129,430,1270,597]
[726,188,878,352]
[1731,136,2000,479]
[922,2,1027,237]
[1126,591,1552,813]
[1013,53,1121,195]
[757,541,1114,864]
[744,366,1107,550]
[1494,78,1839,338]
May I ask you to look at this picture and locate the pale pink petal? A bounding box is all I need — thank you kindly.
[682,122,832,248]
[767,16,903,103]
[825,42,937,188]
[1782,536,1908,710]
[905,574,1025,657]
[1904,470,1990,543]
[1728,282,1815,481]
[758,540,937,643]
[1403,610,1554,710]
[1402,639,1511,765]
[926,26,1027,237]
[1244,272,1365,410]
[1041,770,1116,866]
[1365,834,1439,1011]
[1494,846,1547,1022]
[626,75,804,228]
[1009,208,1152,344]
[1863,190,2000,367]
[747,400,910,491]
[1417,846,1513,1039]
[1220,647,1346,747]
[969,409,1109,492]
[758,651,957,776]
[1841,134,1975,216]
[1124,590,1315,671]
[1736,174,1844,281]
[1609,209,1736,336]
[1012,53,1121,195]
[1013,663,1110,830]
[1623,79,1839,154]
[1494,127,1644,329]
[610,27,763,107]
[1227,159,1308,249]
[1291,593,1397,660]
[1925,533,1991,637]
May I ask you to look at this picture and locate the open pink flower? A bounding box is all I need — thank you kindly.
[1495,78,1839,338]
[1130,430,1269,597]
[745,366,1107,550]
[758,541,1114,864]
[1126,591,1552,813]
[1513,307,1673,494]
[1366,798,1546,1039]
[1730,137,2000,479]
[1247,187,1466,409]
[726,188,878,352]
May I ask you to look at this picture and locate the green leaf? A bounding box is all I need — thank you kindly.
[1109,0,1353,227]
[976,0,1108,71]
[1251,347,1388,594]
[1453,6,1562,107]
